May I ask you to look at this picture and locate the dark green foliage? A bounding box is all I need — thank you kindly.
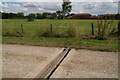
[56,11,63,19]
[1,12,119,20]
[27,13,37,21]
[62,0,72,18]
[2,12,25,19]
[16,12,24,19]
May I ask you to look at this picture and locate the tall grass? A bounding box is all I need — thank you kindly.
[94,19,118,40]
[2,19,118,39]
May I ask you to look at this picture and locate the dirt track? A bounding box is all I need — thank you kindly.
[51,49,118,78]
[2,44,118,78]
[2,44,63,78]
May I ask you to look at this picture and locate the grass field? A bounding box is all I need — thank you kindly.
[2,19,118,38]
[2,19,119,52]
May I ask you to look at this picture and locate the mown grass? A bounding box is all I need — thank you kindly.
[2,36,118,52]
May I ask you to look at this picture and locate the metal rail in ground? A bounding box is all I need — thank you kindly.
[34,48,71,80]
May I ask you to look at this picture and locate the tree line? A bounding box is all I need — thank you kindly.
[1,0,120,20]
[1,12,120,20]
[1,12,72,19]
[1,0,72,20]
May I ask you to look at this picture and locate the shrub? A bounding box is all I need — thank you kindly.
[66,26,78,38]
[95,19,118,40]
[3,26,25,37]
[27,18,34,21]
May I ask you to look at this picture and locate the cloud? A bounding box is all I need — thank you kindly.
[71,2,118,15]
[21,8,28,11]
[1,2,118,15]
[2,3,23,13]
[23,2,62,10]
[1,0,62,2]
[82,3,95,9]
[1,2,62,14]
[1,0,118,2]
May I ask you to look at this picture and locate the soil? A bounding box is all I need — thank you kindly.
[51,49,118,78]
[2,44,63,78]
[2,44,118,78]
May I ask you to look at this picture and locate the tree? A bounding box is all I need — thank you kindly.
[37,13,43,19]
[0,12,1,19]
[9,13,16,19]
[17,12,24,18]
[27,13,37,21]
[52,13,57,19]
[56,10,63,19]
[62,0,72,19]
[116,12,120,20]
[42,12,51,19]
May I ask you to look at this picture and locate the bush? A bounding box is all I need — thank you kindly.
[66,26,78,38]
[95,19,118,40]
[4,29,20,37]
[3,26,25,37]
[35,26,78,38]
[27,18,34,21]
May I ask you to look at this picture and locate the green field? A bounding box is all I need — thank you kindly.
[2,19,119,52]
[2,19,118,37]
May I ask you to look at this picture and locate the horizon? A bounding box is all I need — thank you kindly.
[1,11,119,16]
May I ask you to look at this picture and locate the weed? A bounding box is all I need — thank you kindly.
[95,19,118,40]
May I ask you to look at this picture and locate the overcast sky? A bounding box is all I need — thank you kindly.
[0,0,120,15]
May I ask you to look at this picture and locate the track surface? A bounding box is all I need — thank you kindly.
[51,49,118,78]
[36,48,71,79]
[2,44,63,78]
[2,44,118,78]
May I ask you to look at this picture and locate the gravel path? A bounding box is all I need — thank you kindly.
[51,49,118,78]
[2,44,63,78]
[2,44,118,78]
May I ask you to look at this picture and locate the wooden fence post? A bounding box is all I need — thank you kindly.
[21,24,24,34]
[91,23,94,36]
[20,24,24,37]
[50,24,53,33]
[118,22,120,37]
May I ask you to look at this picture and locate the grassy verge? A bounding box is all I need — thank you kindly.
[2,36,118,52]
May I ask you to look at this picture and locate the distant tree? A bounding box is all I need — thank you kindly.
[62,0,72,19]
[52,13,57,19]
[69,13,75,16]
[2,12,25,19]
[42,12,51,19]
[56,10,63,19]
[2,13,6,19]
[0,12,1,19]
[27,13,37,21]
[17,12,24,18]
[8,13,16,19]
[37,13,43,19]
[116,12,120,20]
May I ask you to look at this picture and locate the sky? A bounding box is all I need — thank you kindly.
[0,0,120,15]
